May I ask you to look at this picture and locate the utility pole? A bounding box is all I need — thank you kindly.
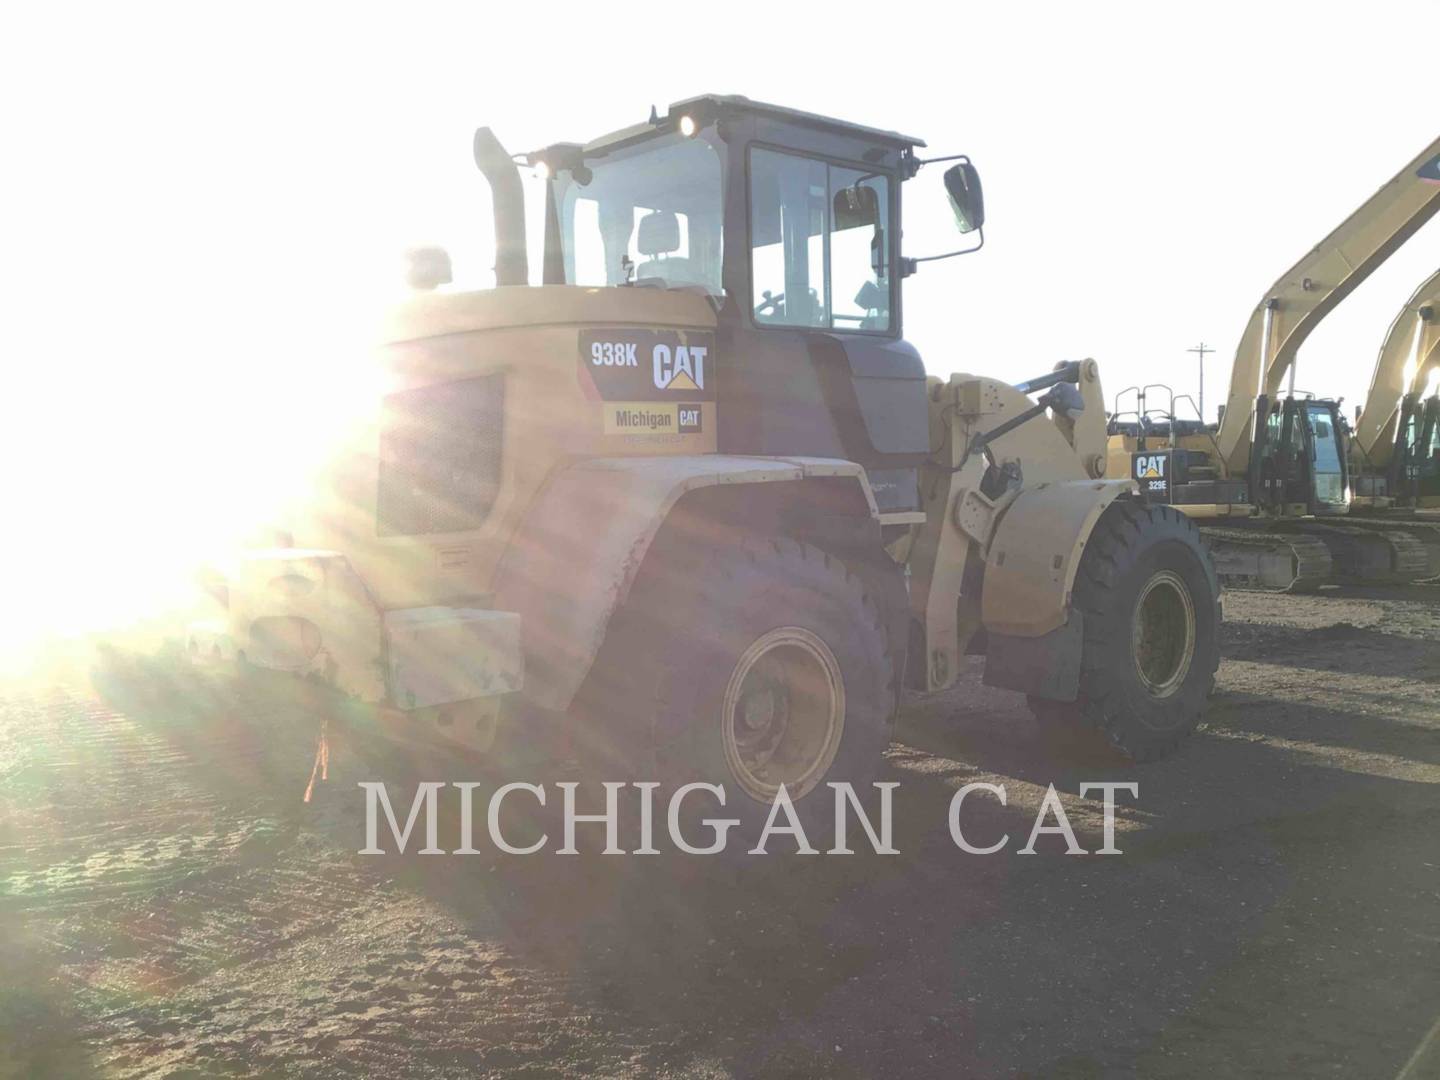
[1187,342,1214,421]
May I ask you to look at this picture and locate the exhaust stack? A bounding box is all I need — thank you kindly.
[473,127,529,287]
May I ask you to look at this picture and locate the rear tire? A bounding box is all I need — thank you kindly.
[588,535,895,848]
[1029,501,1220,761]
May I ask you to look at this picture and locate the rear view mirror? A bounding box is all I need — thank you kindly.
[833,184,880,230]
[944,162,985,234]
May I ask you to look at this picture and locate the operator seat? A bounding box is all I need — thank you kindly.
[633,210,693,286]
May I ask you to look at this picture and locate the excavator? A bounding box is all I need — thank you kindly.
[1106,135,1440,591]
[1352,268,1440,511]
[1333,268,1440,578]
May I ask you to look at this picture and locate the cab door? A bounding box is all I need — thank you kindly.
[1417,398,1440,504]
[721,140,927,510]
[1302,402,1348,514]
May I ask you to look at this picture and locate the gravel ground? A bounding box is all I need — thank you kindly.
[2,583,1438,1078]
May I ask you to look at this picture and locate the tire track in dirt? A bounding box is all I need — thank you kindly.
[1,673,681,1077]
[3,688,291,911]
[0,677,397,1074]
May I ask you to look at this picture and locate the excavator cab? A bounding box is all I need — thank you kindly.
[1419,397,1440,505]
[1249,396,1350,516]
[1390,392,1440,506]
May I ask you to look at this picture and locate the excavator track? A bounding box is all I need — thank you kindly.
[1289,522,1429,583]
[1200,527,1333,593]
[1341,516,1440,580]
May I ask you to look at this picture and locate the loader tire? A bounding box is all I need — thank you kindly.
[601,535,895,847]
[1029,501,1219,762]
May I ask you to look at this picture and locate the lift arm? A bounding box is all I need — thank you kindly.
[1353,268,1440,464]
[1214,136,1440,473]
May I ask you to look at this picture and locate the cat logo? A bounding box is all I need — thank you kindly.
[580,329,716,403]
[653,343,707,392]
[1136,454,1167,479]
[678,404,702,434]
[1132,451,1173,500]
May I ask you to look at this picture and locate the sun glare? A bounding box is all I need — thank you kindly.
[0,243,397,676]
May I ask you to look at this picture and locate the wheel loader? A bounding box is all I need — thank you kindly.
[187,96,1220,828]
[1107,135,1440,591]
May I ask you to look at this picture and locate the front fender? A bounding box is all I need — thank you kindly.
[491,455,878,711]
[981,479,1135,637]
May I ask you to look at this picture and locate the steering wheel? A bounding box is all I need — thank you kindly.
[754,290,785,317]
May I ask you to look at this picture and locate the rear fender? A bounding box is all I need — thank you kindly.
[491,455,879,711]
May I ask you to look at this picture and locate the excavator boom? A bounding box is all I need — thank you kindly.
[1354,268,1440,465]
[1214,137,1440,473]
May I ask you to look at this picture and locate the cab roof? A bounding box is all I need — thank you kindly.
[570,94,927,160]
[675,94,925,148]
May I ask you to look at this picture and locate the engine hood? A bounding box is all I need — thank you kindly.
[382,285,718,345]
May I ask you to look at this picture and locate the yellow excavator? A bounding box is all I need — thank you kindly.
[1352,268,1440,512]
[1332,268,1440,578]
[1106,135,1440,590]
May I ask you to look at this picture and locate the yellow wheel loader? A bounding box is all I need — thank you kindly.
[188,97,1220,827]
[1107,136,1440,591]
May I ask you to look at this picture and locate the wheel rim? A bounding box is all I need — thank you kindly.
[721,627,845,803]
[1131,569,1196,698]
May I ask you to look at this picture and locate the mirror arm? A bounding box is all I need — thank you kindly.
[914,152,975,167]
[902,151,974,179]
[899,227,985,277]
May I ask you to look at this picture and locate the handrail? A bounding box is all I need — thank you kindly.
[1172,393,1224,463]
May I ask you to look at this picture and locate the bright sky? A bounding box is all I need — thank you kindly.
[2,1,1437,647]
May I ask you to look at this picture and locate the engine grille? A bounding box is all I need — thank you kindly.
[376,375,504,537]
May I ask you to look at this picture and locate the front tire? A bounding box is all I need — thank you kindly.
[1030,501,1220,761]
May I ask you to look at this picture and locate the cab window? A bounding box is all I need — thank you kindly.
[749,147,891,332]
[555,133,723,294]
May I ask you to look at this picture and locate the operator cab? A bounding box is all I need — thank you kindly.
[1391,392,1440,505]
[1250,395,1351,515]
[518,95,984,514]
